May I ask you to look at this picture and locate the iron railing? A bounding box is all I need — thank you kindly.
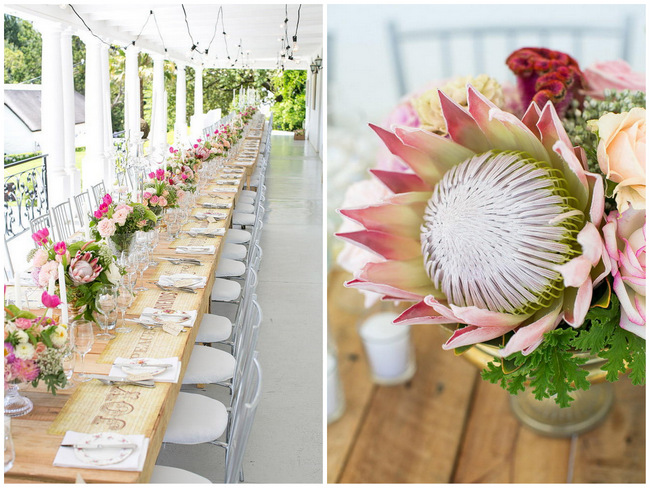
[4,154,49,240]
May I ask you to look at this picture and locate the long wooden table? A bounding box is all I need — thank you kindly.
[4,139,261,483]
[327,267,646,483]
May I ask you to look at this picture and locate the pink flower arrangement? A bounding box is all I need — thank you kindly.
[584,60,646,100]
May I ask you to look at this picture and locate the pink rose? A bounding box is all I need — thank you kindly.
[115,204,133,213]
[35,342,47,355]
[32,249,49,267]
[15,318,34,330]
[584,60,646,100]
[37,261,59,287]
[603,208,646,339]
[113,208,129,226]
[162,190,169,197]
[96,218,117,238]
[150,195,159,205]
[158,197,168,207]
[143,192,152,200]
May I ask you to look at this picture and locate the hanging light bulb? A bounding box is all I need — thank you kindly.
[292,35,299,52]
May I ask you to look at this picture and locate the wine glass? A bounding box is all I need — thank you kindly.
[71,320,94,382]
[115,285,135,334]
[95,286,117,340]
[130,248,148,292]
[61,349,76,389]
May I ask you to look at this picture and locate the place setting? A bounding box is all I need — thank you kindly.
[53,432,150,471]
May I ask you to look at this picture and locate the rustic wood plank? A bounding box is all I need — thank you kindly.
[338,324,478,483]
[326,269,375,483]
[572,377,645,483]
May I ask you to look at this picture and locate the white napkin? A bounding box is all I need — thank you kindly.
[139,307,198,327]
[214,187,238,192]
[187,227,225,237]
[202,202,232,209]
[195,211,227,220]
[223,168,244,173]
[110,357,182,383]
[215,180,238,185]
[158,274,207,289]
[53,432,149,471]
[176,245,216,255]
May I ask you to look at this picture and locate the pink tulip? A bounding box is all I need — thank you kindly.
[169,147,175,153]
[94,210,103,219]
[41,291,61,309]
[149,171,156,179]
[31,229,49,246]
[53,241,67,255]
[103,194,112,205]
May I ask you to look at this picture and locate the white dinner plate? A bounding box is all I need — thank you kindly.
[73,432,135,466]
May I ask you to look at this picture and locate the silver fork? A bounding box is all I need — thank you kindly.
[153,282,197,294]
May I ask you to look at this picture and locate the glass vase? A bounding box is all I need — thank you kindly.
[107,232,137,257]
[4,384,33,418]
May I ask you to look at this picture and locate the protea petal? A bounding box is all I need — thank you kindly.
[394,300,458,325]
[339,202,423,239]
[448,303,531,328]
[358,259,441,298]
[335,230,421,261]
[438,90,491,152]
[521,101,542,136]
[345,278,423,301]
[442,325,515,350]
[369,169,433,194]
[500,298,563,357]
[563,279,593,327]
[467,86,517,148]
[585,172,605,226]
[487,107,549,163]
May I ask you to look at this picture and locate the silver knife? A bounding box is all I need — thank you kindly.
[61,442,139,449]
[117,362,174,369]
[83,374,156,387]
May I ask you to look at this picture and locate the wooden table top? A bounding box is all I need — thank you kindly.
[4,153,257,483]
[327,267,646,483]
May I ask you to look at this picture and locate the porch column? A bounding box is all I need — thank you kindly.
[174,61,187,144]
[189,65,204,141]
[80,34,108,189]
[150,53,167,157]
[60,27,80,194]
[36,20,67,206]
[100,43,114,185]
[124,45,141,143]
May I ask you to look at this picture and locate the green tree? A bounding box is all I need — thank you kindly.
[270,70,306,131]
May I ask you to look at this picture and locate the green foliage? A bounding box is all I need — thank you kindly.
[4,14,42,84]
[482,328,590,407]
[4,152,42,165]
[270,70,306,131]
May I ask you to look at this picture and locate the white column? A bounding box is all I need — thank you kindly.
[60,28,79,194]
[174,61,187,144]
[124,45,141,142]
[150,53,167,155]
[80,34,107,189]
[100,43,114,185]
[36,20,67,206]
[194,65,203,117]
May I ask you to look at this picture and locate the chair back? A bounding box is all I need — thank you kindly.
[232,297,261,396]
[51,201,76,241]
[4,239,14,281]
[387,15,635,96]
[91,181,107,207]
[116,170,127,188]
[225,353,262,484]
[233,267,258,337]
[73,191,94,228]
[29,213,55,246]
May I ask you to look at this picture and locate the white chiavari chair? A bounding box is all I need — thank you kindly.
[90,181,107,206]
[73,191,94,228]
[50,201,77,241]
[29,213,56,245]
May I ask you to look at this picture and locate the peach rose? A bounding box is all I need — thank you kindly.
[594,107,646,212]
[584,60,646,100]
[96,218,117,238]
[113,208,129,226]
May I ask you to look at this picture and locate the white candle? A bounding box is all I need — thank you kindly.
[358,312,416,385]
[13,272,24,309]
[57,264,68,325]
[327,351,345,424]
[84,224,91,240]
[46,276,55,318]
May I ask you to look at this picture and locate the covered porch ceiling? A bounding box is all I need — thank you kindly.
[5,3,323,70]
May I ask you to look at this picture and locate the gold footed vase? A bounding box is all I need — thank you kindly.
[441,326,615,437]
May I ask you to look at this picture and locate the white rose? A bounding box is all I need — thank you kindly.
[15,342,35,360]
[105,262,121,285]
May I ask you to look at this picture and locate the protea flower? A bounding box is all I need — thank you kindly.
[338,86,608,357]
[68,251,103,285]
[507,47,586,118]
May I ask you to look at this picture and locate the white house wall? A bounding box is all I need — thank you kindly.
[4,106,40,155]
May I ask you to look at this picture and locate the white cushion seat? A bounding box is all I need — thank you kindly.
[235,203,255,214]
[225,229,251,244]
[215,257,246,277]
[233,212,255,227]
[241,190,257,198]
[222,243,247,260]
[163,392,228,444]
[238,195,255,205]
[211,278,241,301]
[195,313,232,343]
[182,345,235,384]
[150,466,211,484]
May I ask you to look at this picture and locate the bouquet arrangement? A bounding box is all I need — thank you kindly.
[29,229,121,321]
[4,291,70,394]
[239,106,258,123]
[337,47,645,406]
[142,169,180,215]
[89,193,158,251]
[165,148,200,192]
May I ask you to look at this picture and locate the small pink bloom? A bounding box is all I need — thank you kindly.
[143,192,152,200]
[149,171,155,179]
[15,318,34,330]
[32,249,48,267]
[181,174,188,180]
[53,241,67,255]
[169,147,175,153]
[35,342,47,355]
[99,202,109,214]
[150,195,159,204]
[156,169,165,181]
[94,210,103,219]
[102,194,112,205]
[158,197,168,207]
[137,219,147,228]
[197,138,202,143]
[41,290,61,309]
[193,144,198,148]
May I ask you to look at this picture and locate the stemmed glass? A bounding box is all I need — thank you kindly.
[130,247,149,292]
[60,349,75,389]
[115,284,135,334]
[71,320,94,382]
[95,285,117,340]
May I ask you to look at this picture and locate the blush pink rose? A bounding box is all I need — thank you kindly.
[584,60,646,100]
[158,196,168,207]
[113,208,129,226]
[32,249,49,267]
[96,218,117,238]
[15,318,34,330]
[38,261,59,287]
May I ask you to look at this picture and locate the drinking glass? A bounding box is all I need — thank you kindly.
[130,248,148,292]
[61,349,76,389]
[115,285,135,334]
[4,416,15,473]
[95,286,117,340]
[71,320,94,382]
[167,219,182,240]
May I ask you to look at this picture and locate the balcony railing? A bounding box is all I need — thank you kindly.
[4,154,49,240]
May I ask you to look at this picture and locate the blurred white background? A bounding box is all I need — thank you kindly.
[326,3,646,267]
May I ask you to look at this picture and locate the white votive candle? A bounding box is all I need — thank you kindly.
[359,312,416,385]
[327,351,345,424]
[57,263,68,325]
[13,272,23,309]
